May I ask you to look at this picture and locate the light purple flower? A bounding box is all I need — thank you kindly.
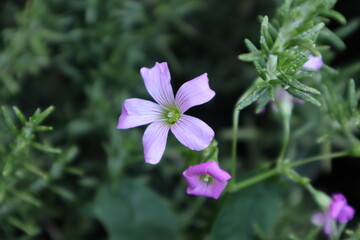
[271,87,302,112]
[329,193,355,223]
[312,193,355,238]
[183,160,231,199]
[312,212,334,237]
[303,55,323,70]
[117,62,215,164]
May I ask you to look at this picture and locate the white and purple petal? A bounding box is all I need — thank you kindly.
[142,121,170,164]
[311,212,333,237]
[175,73,215,113]
[140,62,175,107]
[117,98,163,129]
[171,115,214,151]
[303,55,323,70]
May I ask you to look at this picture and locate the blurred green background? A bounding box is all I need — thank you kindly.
[0,0,359,239]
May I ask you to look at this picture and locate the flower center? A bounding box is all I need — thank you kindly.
[200,174,214,184]
[163,106,181,125]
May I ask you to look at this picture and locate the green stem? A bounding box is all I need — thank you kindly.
[231,108,240,185]
[276,115,291,166]
[229,168,278,192]
[229,151,348,193]
[287,151,347,168]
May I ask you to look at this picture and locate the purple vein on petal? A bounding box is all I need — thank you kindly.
[143,121,170,164]
[171,115,214,151]
[117,98,163,129]
[140,62,175,107]
[175,73,215,113]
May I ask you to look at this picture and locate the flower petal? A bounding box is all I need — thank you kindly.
[171,115,214,151]
[183,161,213,176]
[186,179,227,199]
[142,121,170,164]
[311,212,325,226]
[140,62,175,106]
[117,98,163,129]
[329,197,347,219]
[183,175,203,190]
[207,161,231,182]
[337,205,355,223]
[175,73,215,113]
[303,55,323,70]
[323,217,333,238]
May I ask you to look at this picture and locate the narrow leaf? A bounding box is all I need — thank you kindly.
[30,142,61,154]
[244,38,259,53]
[319,9,346,24]
[287,88,321,106]
[284,38,320,56]
[260,16,273,48]
[1,106,18,134]
[31,106,55,125]
[348,79,357,114]
[236,84,268,110]
[13,106,27,124]
[260,35,270,52]
[278,71,321,95]
[238,52,263,62]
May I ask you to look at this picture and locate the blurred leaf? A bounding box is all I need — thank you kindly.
[236,83,269,110]
[94,179,179,240]
[319,9,346,24]
[1,106,18,134]
[287,88,321,106]
[210,182,279,240]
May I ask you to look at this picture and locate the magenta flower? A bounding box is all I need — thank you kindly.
[329,193,355,223]
[117,62,215,164]
[183,160,231,199]
[312,193,355,238]
[303,55,323,70]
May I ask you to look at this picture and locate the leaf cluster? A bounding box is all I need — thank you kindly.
[0,106,77,238]
[237,0,346,110]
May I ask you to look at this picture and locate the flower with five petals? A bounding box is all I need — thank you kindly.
[183,160,231,199]
[117,62,215,164]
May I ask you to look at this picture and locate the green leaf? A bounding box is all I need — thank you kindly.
[278,71,320,95]
[255,91,272,113]
[238,52,263,62]
[287,88,321,106]
[260,35,270,52]
[31,106,54,125]
[1,106,18,134]
[284,39,320,56]
[210,182,279,240]
[13,106,27,124]
[244,38,259,53]
[321,27,346,50]
[94,179,178,240]
[295,23,324,40]
[30,142,61,154]
[260,16,273,48]
[319,9,346,24]
[236,83,268,110]
[348,79,357,114]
